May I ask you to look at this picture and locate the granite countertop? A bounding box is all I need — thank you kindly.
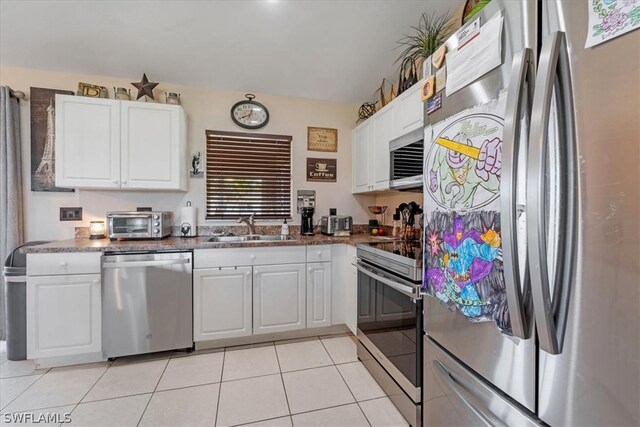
[20,233,394,254]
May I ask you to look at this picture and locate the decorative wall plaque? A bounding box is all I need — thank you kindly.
[306,158,337,182]
[307,127,338,152]
[30,87,75,192]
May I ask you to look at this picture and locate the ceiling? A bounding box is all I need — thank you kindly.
[0,0,456,103]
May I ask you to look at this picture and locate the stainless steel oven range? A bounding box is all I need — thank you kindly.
[356,241,423,426]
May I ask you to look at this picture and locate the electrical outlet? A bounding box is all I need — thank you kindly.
[60,207,83,221]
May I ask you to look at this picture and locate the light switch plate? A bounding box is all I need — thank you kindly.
[296,190,316,213]
[60,207,83,221]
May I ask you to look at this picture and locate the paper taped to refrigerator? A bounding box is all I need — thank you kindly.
[445,11,503,97]
[585,0,640,48]
[425,92,506,211]
[423,92,511,332]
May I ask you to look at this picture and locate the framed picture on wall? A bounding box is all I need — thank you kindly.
[30,87,75,192]
[307,127,338,152]
[306,158,337,182]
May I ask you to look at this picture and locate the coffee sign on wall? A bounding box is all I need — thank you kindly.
[306,158,337,182]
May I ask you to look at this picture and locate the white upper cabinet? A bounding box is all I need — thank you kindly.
[351,120,372,194]
[395,80,425,137]
[55,95,187,191]
[371,104,394,191]
[351,79,424,194]
[55,96,121,188]
[120,101,187,190]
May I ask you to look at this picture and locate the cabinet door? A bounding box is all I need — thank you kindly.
[371,105,394,191]
[253,263,306,334]
[345,246,358,335]
[307,262,332,328]
[27,274,101,359]
[120,102,187,190]
[352,121,372,193]
[194,267,252,341]
[55,95,120,189]
[396,81,424,136]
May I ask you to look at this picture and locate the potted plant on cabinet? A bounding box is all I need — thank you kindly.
[395,11,453,88]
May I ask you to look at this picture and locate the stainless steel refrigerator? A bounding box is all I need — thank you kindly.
[422,1,639,426]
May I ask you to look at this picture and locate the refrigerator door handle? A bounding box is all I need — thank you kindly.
[527,31,577,355]
[433,359,507,427]
[500,47,534,340]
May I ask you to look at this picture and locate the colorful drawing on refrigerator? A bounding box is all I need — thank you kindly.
[585,0,640,48]
[425,93,506,211]
[423,210,510,332]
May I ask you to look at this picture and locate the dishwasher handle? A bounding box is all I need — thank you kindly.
[102,258,191,269]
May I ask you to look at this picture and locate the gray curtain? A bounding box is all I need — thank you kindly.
[0,86,25,341]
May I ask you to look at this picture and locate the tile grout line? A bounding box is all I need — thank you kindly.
[213,348,227,427]
[0,368,49,413]
[135,355,171,426]
[67,360,114,421]
[273,342,293,420]
[319,337,373,427]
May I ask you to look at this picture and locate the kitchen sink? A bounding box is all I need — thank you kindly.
[206,235,296,243]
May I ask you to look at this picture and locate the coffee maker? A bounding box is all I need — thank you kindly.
[301,207,315,236]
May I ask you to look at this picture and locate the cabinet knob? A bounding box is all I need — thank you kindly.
[122,180,128,184]
[59,261,68,267]
[317,251,322,257]
[113,180,119,184]
[250,254,256,260]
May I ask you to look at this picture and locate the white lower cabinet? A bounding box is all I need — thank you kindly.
[307,262,332,328]
[27,274,101,359]
[193,267,252,341]
[345,245,358,335]
[253,263,306,335]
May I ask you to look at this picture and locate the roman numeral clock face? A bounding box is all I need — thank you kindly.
[231,94,269,129]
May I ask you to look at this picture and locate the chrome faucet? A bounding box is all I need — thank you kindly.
[237,214,256,236]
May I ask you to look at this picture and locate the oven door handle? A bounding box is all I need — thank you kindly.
[356,263,419,299]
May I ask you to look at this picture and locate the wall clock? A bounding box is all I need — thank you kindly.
[231,93,270,129]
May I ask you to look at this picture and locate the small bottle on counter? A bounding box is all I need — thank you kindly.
[281,219,289,236]
[392,210,401,238]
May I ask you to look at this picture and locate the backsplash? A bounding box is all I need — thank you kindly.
[75,224,371,238]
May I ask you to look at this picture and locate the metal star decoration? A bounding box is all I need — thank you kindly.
[131,73,159,100]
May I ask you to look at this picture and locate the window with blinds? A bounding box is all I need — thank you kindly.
[205,130,292,220]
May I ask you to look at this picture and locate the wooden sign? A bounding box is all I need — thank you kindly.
[307,127,338,152]
[306,158,337,182]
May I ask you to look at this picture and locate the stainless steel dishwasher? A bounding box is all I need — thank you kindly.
[102,251,193,358]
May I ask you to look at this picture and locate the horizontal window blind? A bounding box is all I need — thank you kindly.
[206,130,292,220]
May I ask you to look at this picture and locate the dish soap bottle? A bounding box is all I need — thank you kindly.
[281,219,289,236]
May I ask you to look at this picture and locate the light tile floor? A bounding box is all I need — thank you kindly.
[0,335,409,427]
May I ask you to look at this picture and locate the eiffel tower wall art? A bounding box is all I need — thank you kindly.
[30,87,74,192]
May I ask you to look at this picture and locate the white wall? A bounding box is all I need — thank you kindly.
[0,66,376,241]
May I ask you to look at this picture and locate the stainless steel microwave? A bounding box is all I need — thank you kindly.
[107,211,172,240]
[389,127,424,191]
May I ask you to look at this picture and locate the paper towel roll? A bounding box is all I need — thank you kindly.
[180,206,197,237]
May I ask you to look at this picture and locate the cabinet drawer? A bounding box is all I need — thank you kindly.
[306,245,332,263]
[194,246,306,268]
[27,253,101,276]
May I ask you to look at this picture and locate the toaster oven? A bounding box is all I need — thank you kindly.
[320,215,353,236]
[107,211,172,240]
